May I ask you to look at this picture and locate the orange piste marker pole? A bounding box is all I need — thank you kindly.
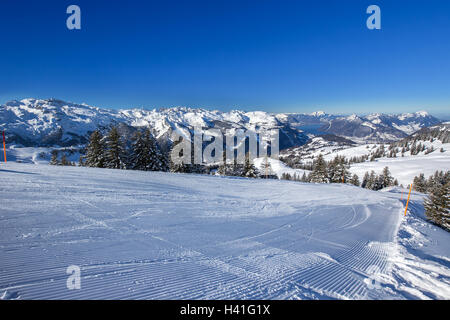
[2,131,6,163]
[404,183,413,216]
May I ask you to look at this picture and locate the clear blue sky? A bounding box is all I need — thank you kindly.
[1,0,449,117]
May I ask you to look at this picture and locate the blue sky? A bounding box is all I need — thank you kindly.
[0,0,449,117]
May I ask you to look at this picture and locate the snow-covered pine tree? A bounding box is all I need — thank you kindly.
[361,172,370,188]
[373,174,384,191]
[350,174,360,186]
[310,154,328,183]
[224,159,244,177]
[327,157,338,183]
[331,156,350,183]
[413,173,427,193]
[242,153,258,178]
[130,130,146,170]
[381,166,394,188]
[130,128,168,171]
[365,171,377,190]
[85,130,105,168]
[144,128,169,171]
[104,126,126,169]
[424,182,449,231]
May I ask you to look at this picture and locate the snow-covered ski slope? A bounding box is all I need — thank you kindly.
[0,163,449,300]
[349,149,450,186]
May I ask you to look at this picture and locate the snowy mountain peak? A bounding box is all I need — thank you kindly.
[310,111,326,117]
[415,110,429,117]
[345,114,360,121]
[398,110,430,120]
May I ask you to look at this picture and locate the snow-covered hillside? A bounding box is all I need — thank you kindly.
[1,163,448,300]
[280,123,450,186]
[322,111,440,143]
[349,147,450,186]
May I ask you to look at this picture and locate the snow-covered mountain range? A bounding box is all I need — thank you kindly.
[0,98,442,148]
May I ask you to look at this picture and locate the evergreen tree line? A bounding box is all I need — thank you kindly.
[280,154,398,191]
[424,181,449,231]
[360,167,398,191]
[73,126,265,178]
[387,125,449,157]
[413,170,449,194]
[392,126,450,148]
[80,126,169,171]
[216,154,260,178]
[413,170,450,231]
[166,139,262,178]
[49,149,77,166]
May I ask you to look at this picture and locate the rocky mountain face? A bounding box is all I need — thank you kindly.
[0,98,442,149]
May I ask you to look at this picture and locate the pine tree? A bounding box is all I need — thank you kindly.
[226,159,244,177]
[130,128,169,172]
[310,154,328,183]
[373,174,384,191]
[300,172,308,182]
[337,156,350,183]
[145,128,168,171]
[327,157,338,183]
[242,153,258,178]
[85,130,105,168]
[50,150,59,165]
[261,156,276,179]
[366,171,376,190]
[281,173,291,180]
[130,130,146,170]
[104,127,126,169]
[424,182,449,231]
[381,166,394,188]
[78,155,85,167]
[60,153,69,166]
[350,174,360,187]
[361,172,370,189]
[217,150,229,176]
[328,156,350,183]
[413,173,427,193]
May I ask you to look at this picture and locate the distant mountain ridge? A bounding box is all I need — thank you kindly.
[0,98,442,149]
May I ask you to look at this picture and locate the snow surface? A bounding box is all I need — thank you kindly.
[1,163,448,300]
[349,146,450,186]
[4,146,81,165]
